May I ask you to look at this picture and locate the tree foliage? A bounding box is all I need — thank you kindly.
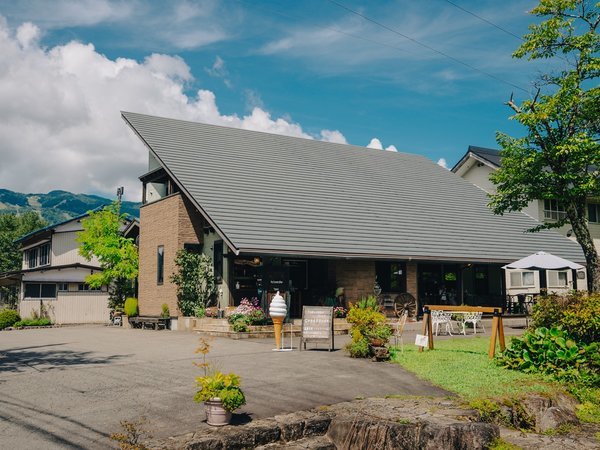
[77,202,138,308]
[170,249,217,316]
[0,212,46,308]
[489,0,600,291]
[0,212,47,273]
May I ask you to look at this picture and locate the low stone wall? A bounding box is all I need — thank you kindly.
[193,318,350,339]
[150,397,499,450]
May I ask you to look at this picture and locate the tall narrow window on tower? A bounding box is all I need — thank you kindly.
[157,245,164,285]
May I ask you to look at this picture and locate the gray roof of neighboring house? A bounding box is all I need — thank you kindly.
[451,145,501,173]
[468,146,501,167]
[122,111,585,264]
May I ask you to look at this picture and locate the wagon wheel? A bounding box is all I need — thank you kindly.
[394,293,417,318]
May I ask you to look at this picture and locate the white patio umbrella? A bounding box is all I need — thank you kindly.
[502,251,584,270]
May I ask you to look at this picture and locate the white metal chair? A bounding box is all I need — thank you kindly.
[431,310,454,336]
[461,312,484,335]
[393,310,409,351]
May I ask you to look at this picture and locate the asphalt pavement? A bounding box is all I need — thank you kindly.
[0,325,450,449]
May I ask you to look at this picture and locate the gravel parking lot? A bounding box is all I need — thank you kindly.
[0,325,451,449]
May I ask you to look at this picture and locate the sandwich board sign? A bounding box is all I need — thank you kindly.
[300,306,334,351]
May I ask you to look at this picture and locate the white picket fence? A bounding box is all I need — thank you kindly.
[19,291,110,324]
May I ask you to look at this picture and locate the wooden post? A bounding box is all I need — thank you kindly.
[498,314,506,352]
[418,306,432,352]
[489,309,500,359]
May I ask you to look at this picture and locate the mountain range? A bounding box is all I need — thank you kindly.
[0,189,140,224]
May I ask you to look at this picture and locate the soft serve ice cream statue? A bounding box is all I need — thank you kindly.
[269,290,287,350]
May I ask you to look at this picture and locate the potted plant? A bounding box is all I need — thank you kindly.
[367,323,393,347]
[193,337,246,426]
[194,371,246,426]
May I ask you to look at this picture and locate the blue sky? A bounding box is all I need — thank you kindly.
[0,0,551,200]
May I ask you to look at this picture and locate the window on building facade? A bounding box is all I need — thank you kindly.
[157,245,164,285]
[27,247,38,268]
[547,270,568,287]
[509,271,535,288]
[24,283,57,299]
[78,283,101,291]
[375,262,407,292]
[213,240,223,283]
[58,283,69,291]
[25,243,51,269]
[543,199,567,221]
[588,203,600,223]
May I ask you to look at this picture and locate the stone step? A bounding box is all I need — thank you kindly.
[255,435,335,449]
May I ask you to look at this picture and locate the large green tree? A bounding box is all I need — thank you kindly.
[490,0,600,291]
[0,212,47,307]
[77,202,138,308]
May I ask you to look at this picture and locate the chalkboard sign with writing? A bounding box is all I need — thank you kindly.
[300,306,334,351]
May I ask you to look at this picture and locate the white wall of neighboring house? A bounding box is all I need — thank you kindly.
[18,216,110,323]
[458,156,600,256]
[505,268,587,297]
[20,291,109,324]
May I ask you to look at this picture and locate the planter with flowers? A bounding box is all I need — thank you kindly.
[193,337,246,426]
[227,297,267,332]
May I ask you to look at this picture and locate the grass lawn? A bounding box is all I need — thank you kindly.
[391,337,561,401]
[391,337,600,425]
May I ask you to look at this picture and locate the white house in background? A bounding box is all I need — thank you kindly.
[12,212,138,324]
[452,146,592,294]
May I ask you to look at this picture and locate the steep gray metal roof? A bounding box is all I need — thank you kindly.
[122,112,585,263]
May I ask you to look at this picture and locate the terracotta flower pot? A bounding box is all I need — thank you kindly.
[204,399,232,426]
[369,338,386,347]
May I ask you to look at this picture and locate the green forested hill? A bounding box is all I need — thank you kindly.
[0,189,140,224]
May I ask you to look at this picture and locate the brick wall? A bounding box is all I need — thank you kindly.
[138,194,203,316]
[334,260,376,302]
[406,262,418,303]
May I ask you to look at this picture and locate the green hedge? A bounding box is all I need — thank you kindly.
[124,297,138,316]
[531,292,600,344]
[13,318,52,328]
[0,309,21,329]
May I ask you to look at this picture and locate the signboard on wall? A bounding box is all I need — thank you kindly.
[262,266,290,292]
[300,306,334,351]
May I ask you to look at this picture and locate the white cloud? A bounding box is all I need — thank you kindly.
[0,19,347,201]
[205,55,232,88]
[367,138,397,152]
[437,158,449,169]
[320,130,347,144]
[367,138,383,150]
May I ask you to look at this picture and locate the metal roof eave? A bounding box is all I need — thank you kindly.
[236,247,585,265]
[121,112,240,255]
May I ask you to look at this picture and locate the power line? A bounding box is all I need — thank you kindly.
[326,0,529,93]
[441,0,524,41]
[235,0,419,59]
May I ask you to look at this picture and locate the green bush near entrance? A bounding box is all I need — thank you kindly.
[124,297,138,317]
[0,309,21,329]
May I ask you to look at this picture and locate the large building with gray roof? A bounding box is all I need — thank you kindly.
[122,112,586,322]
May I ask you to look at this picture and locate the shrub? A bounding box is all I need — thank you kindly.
[231,320,248,333]
[13,318,51,328]
[345,296,387,358]
[124,297,138,317]
[194,371,246,411]
[161,303,170,319]
[531,292,600,344]
[333,306,347,318]
[170,250,217,316]
[0,309,20,330]
[347,338,370,358]
[227,298,266,326]
[366,323,393,342]
[497,326,599,386]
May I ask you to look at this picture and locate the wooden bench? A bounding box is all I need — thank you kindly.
[129,316,170,330]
